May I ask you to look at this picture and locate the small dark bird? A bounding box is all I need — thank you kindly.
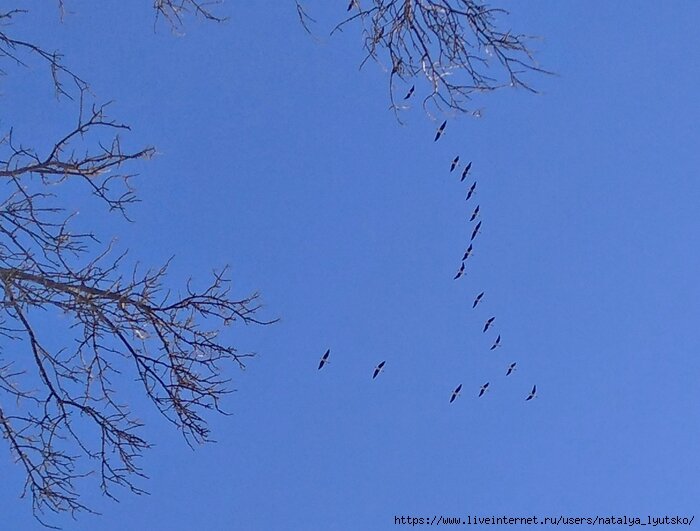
[483,316,495,332]
[434,120,447,142]
[450,156,460,172]
[469,205,480,222]
[318,349,330,370]
[506,362,517,376]
[462,244,473,261]
[472,291,484,308]
[478,382,490,397]
[347,0,356,11]
[460,161,472,182]
[404,85,415,100]
[470,221,482,241]
[466,182,477,201]
[490,334,501,350]
[526,385,537,401]
[450,383,462,403]
[373,360,386,379]
[454,262,465,280]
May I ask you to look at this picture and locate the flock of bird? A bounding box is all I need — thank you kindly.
[438,118,537,404]
[316,84,537,405]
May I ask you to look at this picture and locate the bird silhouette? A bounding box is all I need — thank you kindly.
[470,221,482,241]
[526,385,537,401]
[506,362,517,376]
[373,360,386,379]
[404,85,415,100]
[318,349,330,370]
[478,382,490,397]
[483,317,495,332]
[434,120,447,142]
[450,156,460,172]
[466,182,477,201]
[490,334,501,350]
[469,205,480,222]
[460,161,472,182]
[472,291,484,308]
[454,262,465,280]
[462,244,473,261]
[450,383,462,403]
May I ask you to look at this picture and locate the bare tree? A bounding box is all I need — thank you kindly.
[299,0,548,119]
[0,5,272,525]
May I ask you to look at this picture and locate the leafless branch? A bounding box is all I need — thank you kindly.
[0,4,274,524]
[299,0,549,120]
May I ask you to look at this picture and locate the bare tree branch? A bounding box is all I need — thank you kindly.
[299,0,549,120]
[153,0,227,31]
[0,4,274,524]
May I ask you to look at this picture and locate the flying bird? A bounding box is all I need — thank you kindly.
[526,385,537,401]
[434,120,447,142]
[490,334,501,350]
[372,360,386,379]
[472,291,484,308]
[470,220,482,241]
[460,161,472,182]
[462,244,473,261]
[478,382,490,397]
[506,362,517,376]
[483,316,495,332]
[454,262,465,280]
[450,156,460,172]
[318,349,330,370]
[450,383,462,403]
[403,85,415,100]
[466,182,477,201]
[469,205,480,222]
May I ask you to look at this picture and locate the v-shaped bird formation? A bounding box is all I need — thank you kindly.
[445,139,536,404]
[315,104,537,407]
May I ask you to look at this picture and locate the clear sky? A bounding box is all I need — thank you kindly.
[2,1,700,530]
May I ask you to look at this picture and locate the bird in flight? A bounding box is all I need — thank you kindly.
[450,383,462,403]
[318,349,330,370]
[490,334,501,350]
[434,120,447,142]
[462,244,473,261]
[526,385,537,401]
[469,205,480,222]
[450,156,460,172]
[470,221,482,241]
[483,316,495,332]
[506,362,517,376]
[478,382,490,397]
[472,291,484,308]
[454,262,465,280]
[404,85,415,100]
[372,360,386,379]
[466,182,477,201]
[460,162,472,182]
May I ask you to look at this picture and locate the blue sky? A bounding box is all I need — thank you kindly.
[2,1,700,529]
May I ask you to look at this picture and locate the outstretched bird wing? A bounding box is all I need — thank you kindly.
[470,221,482,241]
[450,384,462,403]
[318,349,330,370]
[434,120,447,142]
